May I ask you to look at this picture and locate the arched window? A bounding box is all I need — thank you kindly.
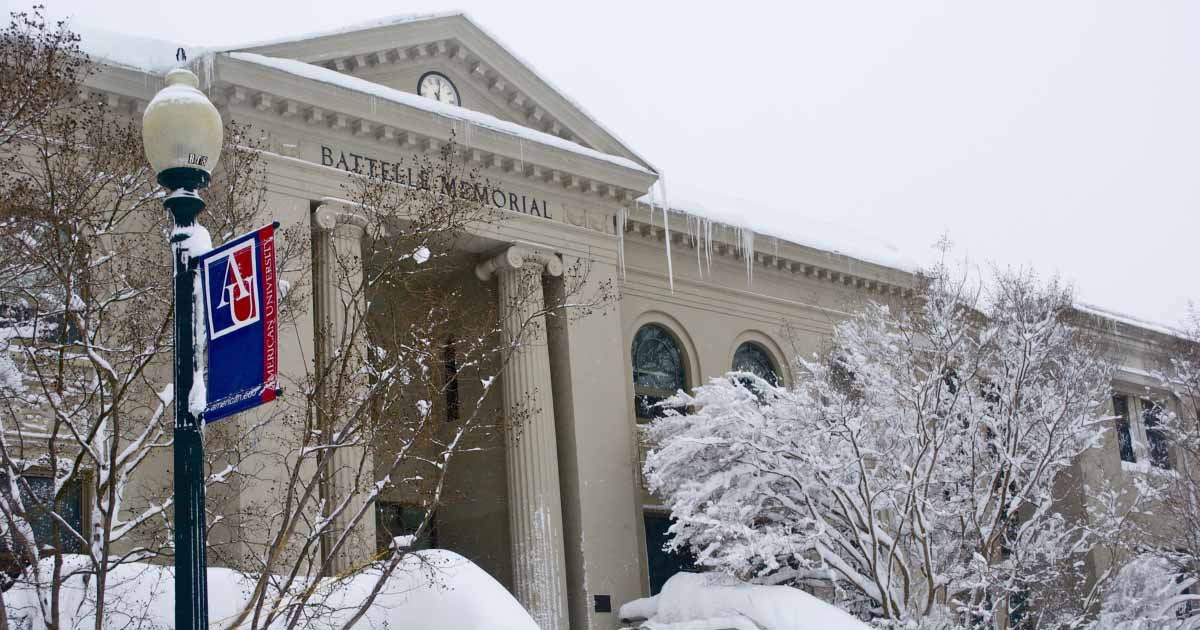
[632,324,686,419]
[732,342,779,386]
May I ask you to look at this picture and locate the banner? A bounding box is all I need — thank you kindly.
[198,223,279,423]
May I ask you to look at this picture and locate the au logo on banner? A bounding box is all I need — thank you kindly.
[199,223,279,423]
[208,239,260,339]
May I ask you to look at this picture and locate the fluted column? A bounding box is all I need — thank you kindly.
[477,246,569,630]
[312,202,375,574]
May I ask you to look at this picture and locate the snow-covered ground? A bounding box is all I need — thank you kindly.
[4,550,537,630]
[619,572,870,630]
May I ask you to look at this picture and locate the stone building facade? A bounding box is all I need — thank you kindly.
[74,12,1189,630]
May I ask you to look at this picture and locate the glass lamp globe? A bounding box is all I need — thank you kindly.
[142,68,223,190]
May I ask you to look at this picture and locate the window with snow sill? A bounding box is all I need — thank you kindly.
[1112,393,1175,473]
[0,473,86,574]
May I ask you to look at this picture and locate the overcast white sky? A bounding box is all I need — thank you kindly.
[17,0,1198,325]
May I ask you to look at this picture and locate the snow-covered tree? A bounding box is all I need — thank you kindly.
[1112,306,1200,630]
[1095,552,1198,630]
[644,262,1146,628]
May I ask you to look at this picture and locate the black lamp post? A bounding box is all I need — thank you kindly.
[142,67,223,630]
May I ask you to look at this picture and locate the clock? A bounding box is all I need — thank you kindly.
[418,72,460,107]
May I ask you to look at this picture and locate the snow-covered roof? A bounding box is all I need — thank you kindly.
[224,12,657,174]
[226,52,651,175]
[1073,302,1184,338]
[71,22,200,74]
[224,12,461,51]
[74,13,656,174]
[638,185,920,274]
[70,14,459,74]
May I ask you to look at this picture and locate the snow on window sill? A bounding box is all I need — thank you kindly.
[1120,460,1177,478]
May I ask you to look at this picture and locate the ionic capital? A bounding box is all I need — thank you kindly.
[475,245,563,281]
[313,198,369,238]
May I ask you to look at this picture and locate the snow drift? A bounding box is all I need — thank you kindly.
[619,572,870,630]
[3,550,536,630]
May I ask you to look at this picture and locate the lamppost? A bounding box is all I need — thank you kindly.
[142,67,223,630]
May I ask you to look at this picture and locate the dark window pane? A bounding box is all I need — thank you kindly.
[635,394,669,420]
[1141,399,1171,469]
[632,325,686,419]
[0,475,83,557]
[443,338,459,422]
[643,513,696,596]
[375,502,436,552]
[1113,396,1136,463]
[732,343,779,386]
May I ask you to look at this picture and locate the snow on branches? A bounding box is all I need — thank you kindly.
[644,264,1149,628]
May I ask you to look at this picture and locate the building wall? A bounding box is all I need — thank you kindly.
[67,24,1194,630]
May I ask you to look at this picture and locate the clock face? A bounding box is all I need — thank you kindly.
[418,72,460,107]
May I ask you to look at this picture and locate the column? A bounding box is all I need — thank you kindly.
[312,202,376,574]
[476,246,570,630]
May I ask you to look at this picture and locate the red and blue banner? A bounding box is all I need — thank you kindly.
[198,223,279,423]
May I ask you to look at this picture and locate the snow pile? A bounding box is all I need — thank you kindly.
[4,550,537,630]
[619,572,869,630]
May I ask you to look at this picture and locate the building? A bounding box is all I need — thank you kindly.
[69,12,1191,630]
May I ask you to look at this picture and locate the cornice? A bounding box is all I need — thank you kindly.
[621,213,917,299]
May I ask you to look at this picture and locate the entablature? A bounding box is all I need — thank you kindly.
[621,207,918,299]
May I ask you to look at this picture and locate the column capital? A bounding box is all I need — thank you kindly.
[475,245,563,281]
[313,198,369,237]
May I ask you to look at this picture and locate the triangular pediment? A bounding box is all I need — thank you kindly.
[229,13,654,173]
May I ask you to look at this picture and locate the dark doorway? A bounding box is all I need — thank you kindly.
[643,512,696,595]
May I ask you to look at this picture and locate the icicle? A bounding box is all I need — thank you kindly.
[700,217,710,273]
[739,225,748,284]
[658,178,674,293]
[616,206,628,280]
[692,214,703,277]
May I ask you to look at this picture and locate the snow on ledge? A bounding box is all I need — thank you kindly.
[1073,302,1184,339]
[225,52,652,176]
[227,12,461,51]
[635,187,920,275]
[619,572,870,630]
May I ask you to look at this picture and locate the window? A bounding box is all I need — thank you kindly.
[632,325,686,419]
[375,502,436,552]
[643,512,696,596]
[732,342,780,386]
[1113,395,1136,463]
[1141,399,1171,470]
[0,475,84,565]
[443,337,459,422]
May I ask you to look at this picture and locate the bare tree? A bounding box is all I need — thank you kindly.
[0,9,276,628]
[211,138,611,629]
[0,9,612,628]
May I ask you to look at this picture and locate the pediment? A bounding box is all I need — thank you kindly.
[229,13,653,173]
